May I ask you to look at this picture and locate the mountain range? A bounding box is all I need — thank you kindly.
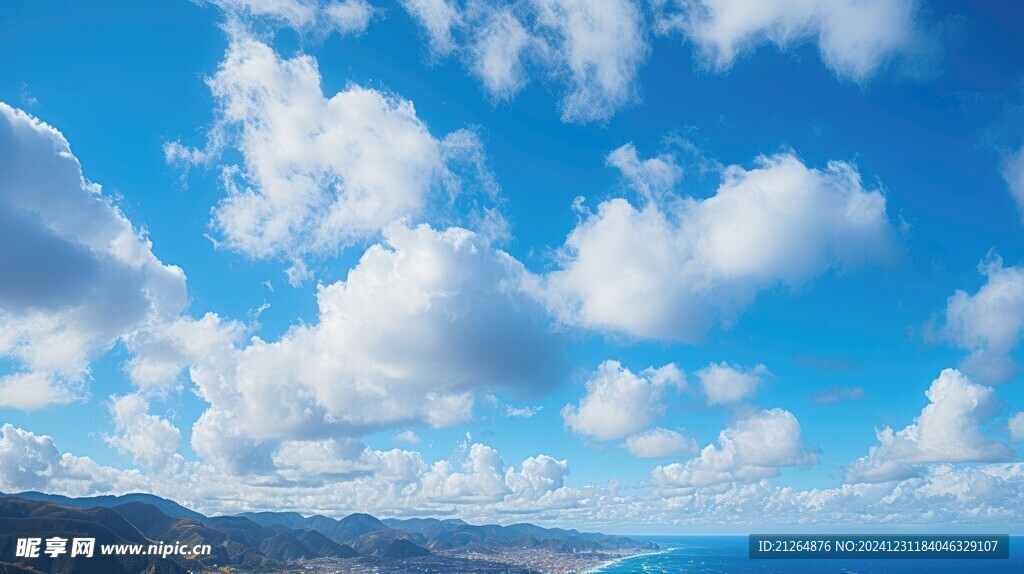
[0,491,657,573]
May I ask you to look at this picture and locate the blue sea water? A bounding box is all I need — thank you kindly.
[595,537,1024,573]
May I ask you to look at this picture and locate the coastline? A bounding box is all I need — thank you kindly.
[581,548,676,574]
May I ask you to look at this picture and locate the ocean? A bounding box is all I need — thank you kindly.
[593,536,1024,573]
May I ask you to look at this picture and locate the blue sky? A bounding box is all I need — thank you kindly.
[2,0,1024,532]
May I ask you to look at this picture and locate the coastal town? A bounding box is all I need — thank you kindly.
[290,547,648,574]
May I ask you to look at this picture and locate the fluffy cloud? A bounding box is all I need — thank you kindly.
[401,0,647,123]
[632,463,1024,528]
[190,408,277,476]
[206,0,376,36]
[624,428,697,458]
[400,0,461,56]
[1010,413,1024,442]
[1004,145,1024,220]
[935,255,1024,383]
[469,6,531,99]
[0,422,565,518]
[505,454,570,498]
[0,103,187,409]
[124,313,244,393]
[652,409,818,488]
[562,361,684,441]
[3,422,1024,528]
[421,443,511,503]
[0,424,146,497]
[393,431,422,445]
[0,424,68,493]
[696,361,766,405]
[542,145,894,341]
[133,223,564,474]
[419,442,572,504]
[0,373,68,411]
[166,32,494,260]
[106,395,182,473]
[272,438,380,481]
[846,369,1014,483]
[402,0,924,121]
[531,0,647,123]
[655,0,924,82]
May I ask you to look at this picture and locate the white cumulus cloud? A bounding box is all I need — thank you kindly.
[106,394,182,473]
[624,427,697,458]
[0,424,146,497]
[131,223,564,474]
[166,32,494,261]
[696,361,766,405]
[505,454,569,498]
[0,373,68,411]
[1010,413,1024,442]
[935,255,1024,384]
[124,312,244,393]
[541,145,895,342]
[0,103,187,409]
[401,0,647,123]
[272,437,380,481]
[421,442,571,504]
[846,369,1014,483]
[3,421,1024,529]
[562,361,684,441]
[421,443,511,503]
[655,0,925,82]
[393,430,423,445]
[652,408,818,488]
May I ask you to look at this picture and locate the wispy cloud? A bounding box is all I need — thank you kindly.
[808,385,866,405]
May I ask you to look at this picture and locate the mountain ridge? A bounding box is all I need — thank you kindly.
[0,490,203,520]
[0,492,657,573]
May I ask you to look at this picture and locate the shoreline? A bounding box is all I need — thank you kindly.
[580,548,677,574]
